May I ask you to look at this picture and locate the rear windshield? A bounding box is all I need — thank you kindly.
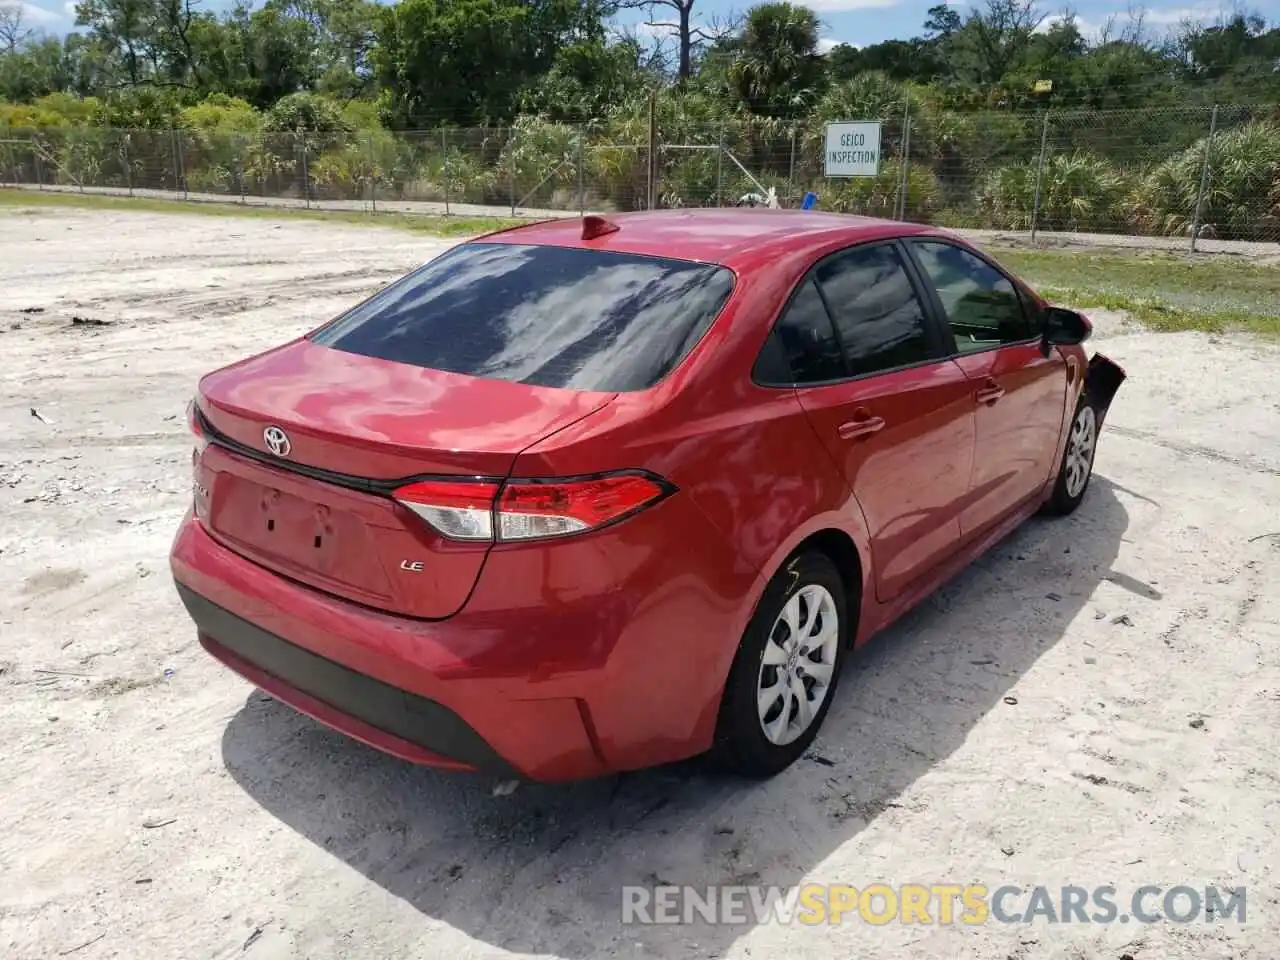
[310,242,735,391]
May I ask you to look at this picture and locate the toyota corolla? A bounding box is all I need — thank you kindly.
[170,210,1125,782]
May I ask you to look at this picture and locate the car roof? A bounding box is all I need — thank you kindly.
[477,209,944,270]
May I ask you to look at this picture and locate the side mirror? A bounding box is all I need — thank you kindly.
[1040,307,1091,354]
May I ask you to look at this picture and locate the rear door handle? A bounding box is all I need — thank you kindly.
[838,416,886,440]
[976,379,1006,405]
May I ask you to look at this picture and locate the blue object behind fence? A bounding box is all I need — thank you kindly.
[801,192,818,210]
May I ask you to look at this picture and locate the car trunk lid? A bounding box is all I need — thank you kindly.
[193,339,614,618]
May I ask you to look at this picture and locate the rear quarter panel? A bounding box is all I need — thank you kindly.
[514,241,879,648]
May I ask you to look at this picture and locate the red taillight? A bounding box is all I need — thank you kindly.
[394,480,501,541]
[497,475,668,540]
[187,398,210,519]
[393,473,670,543]
[187,399,209,455]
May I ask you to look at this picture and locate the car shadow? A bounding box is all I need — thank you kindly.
[221,476,1134,958]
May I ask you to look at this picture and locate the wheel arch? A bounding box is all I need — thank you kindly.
[788,527,864,646]
[693,508,873,756]
[706,523,869,773]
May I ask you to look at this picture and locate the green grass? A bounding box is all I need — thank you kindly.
[5,188,1278,334]
[0,187,524,237]
[992,246,1280,335]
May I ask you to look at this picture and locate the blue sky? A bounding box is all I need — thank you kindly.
[11,0,1280,51]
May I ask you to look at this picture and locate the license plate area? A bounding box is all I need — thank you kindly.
[210,474,392,601]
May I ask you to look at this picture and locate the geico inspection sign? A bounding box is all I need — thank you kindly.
[824,121,882,177]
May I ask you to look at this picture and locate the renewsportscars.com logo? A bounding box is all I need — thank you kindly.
[621,884,1248,926]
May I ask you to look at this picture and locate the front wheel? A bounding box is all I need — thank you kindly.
[711,551,848,777]
[1043,392,1099,516]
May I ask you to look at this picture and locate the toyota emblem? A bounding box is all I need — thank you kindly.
[263,425,291,458]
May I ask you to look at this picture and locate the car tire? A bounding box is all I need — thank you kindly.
[711,550,848,778]
[1042,389,1100,517]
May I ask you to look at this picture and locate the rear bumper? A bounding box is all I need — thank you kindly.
[170,494,760,781]
[177,584,521,777]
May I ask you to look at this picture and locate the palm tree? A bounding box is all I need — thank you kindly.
[728,2,825,116]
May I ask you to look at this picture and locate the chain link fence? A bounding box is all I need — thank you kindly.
[3,103,1278,245]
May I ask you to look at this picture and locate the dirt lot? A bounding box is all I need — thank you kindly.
[2,209,1279,960]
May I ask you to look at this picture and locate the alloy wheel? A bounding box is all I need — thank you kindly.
[756,584,840,746]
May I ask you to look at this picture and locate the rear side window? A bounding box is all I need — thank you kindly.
[311,243,735,391]
[753,278,846,384]
[814,244,932,376]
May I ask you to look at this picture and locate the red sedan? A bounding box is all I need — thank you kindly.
[170,210,1125,782]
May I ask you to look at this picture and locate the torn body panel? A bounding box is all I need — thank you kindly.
[1086,353,1126,424]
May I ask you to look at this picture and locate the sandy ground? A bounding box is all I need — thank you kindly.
[2,208,1279,960]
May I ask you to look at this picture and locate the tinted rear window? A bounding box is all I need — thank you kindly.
[310,242,735,391]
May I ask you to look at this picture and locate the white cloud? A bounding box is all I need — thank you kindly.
[1037,12,1100,35]
[63,1,77,17]
[802,0,902,11]
[818,38,861,53]
[1140,4,1218,24]
[633,20,677,37]
[12,2,67,24]
[1038,4,1227,41]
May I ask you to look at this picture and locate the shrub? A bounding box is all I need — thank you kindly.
[977,152,1129,232]
[813,160,942,220]
[1130,121,1280,240]
[497,116,582,205]
[263,93,352,138]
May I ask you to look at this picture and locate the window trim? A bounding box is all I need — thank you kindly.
[902,237,1044,358]
[751,238,955,390]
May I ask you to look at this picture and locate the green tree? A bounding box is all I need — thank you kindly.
[373,0,609,127]
[946,0,1045,86]
[520,38,654,122]
[727,2,824,115]
[1,2,34,55]
[923,3,961,39]
[74,0,153,86]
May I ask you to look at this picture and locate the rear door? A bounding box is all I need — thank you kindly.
[759,240,976,603]
[904,239,1067,539]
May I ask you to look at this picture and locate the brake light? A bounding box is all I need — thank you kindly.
[394,480,501,541]
[187,399,209,455]
[497,475,668,540]
[393,473,671,543]
[187,398,210,519]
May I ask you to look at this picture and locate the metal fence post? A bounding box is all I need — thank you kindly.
[170,128,185,198]
[1189,105,1219,253]
[178,130,188,199]
[716,120,725,206]
[508,127,517,216]
[366,131,373,212]
[34,137,44,189]
[896,101,911,220]
[646,90,658,210]
[787,126,797,207]
[122,133,133,196]
[1031,111,1050,242]
[300,133,310,208]
[236,136,246,204]
[577,130,586,216]
[441,128,450,216]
